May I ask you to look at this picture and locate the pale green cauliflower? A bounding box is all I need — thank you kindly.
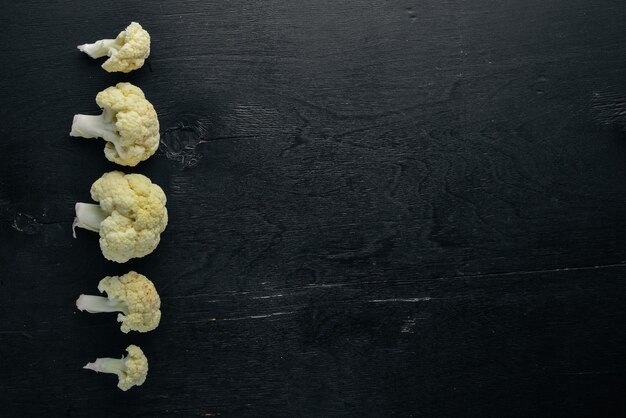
[70,82,160,167]
[78,22,150,73]
[72,171,168,263]
[84,344,149,391]
[76,271,161,333]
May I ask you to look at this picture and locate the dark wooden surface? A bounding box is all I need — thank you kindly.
[2,1,626,416]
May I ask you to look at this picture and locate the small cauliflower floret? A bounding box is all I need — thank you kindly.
[78,22,150,73]
[70,82,160,167]
[84,345,148,391]
[76,271,161,333]
[72,171,168,263]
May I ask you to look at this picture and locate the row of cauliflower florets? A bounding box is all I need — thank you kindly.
[71,22,166,391]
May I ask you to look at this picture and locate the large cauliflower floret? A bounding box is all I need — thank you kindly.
[72,171,168,263]
[83,344,149,391]
[76,271,161,333]
[78,22,150,73]
[70,82,160,167]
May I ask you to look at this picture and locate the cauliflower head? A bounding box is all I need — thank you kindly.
[117,345,149,391]
[83,344,149,391]
[98,271,161,333]
[98,83,160,166]
[87,171,167,263]
[78,22,150,73]
[70,82,160,167]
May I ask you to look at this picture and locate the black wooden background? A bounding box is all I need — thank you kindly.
[2,1,626,417]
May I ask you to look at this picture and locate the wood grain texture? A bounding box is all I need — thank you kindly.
[2,0,626,416]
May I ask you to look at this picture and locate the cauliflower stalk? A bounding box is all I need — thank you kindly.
[70,82,160,167]
[78,22,150,73]
[72,171,168,263]
[76,271,161,333]
[84,345,148,391]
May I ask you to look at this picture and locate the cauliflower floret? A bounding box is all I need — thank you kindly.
[72,171,168,263]
[70,82,160,167]
[83,345,149,391]
[76,271,161,333]
[78,22,150,73]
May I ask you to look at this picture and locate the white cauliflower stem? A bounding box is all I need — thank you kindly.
[70,82,160,167]
[76,271,161,333]
[84,345,148,391]
[72,171,168,263]
[78,22,150,73]
[72,203,107,236]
